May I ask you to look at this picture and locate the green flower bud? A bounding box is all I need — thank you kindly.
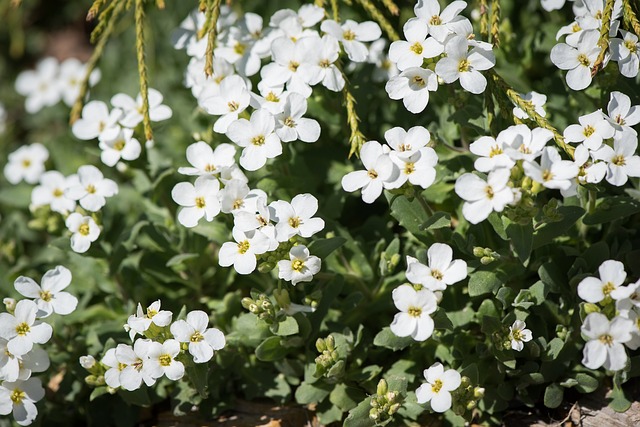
[388,403,400,415]
[583,303,600,314]
[325,335,335,351]
[473,246,486,257]
[258,261,276,273]
[376,379,388,396]
[316,338,326,353]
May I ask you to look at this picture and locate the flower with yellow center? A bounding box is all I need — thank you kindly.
[415,362,462,412]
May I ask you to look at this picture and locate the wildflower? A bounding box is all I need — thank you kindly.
[65,213,100,253]
[116,340,156,391]
[414,0,469,42]
[98,128,142,167]
[298,35,345,92]
[550,30,599,90]
[581,312,633,371]
[3,143,49,185]
[275,93,321,143]
[178,141,237,177]
[170,310,226,363]
[30,171,78,214]
[523,146,579,190]
[226,109,283,171]
[14,58,61,113]
[71,100,122,141]
[65,165,118,212]
[578,260,627,303]
[143,339,185,381]
[386,67,438,114]
[218,229,270,274]
[270,193,325,241]
[0,300,52,356]
[591,132,640,186]
[454,169,514,224]
[469,135,516,172]
[111,88,172,128]
[390,284,438,341]
[0,378,45,426]
[171,176,221,228]
[125,300,173,341]
[563,110,615,151]
[201,75,251,133]
[605,91,640,135]
[508,320,533,351]
[320,19,382,62]
[341,141,399,203]
[277,245,321,285]
[405,243,468,291]
[389,18,443,71]
[58,58,101,107]
[415,362,462,412]
[260,37,313,97]
[435,35,495,94]
[14,265,78,317]
[610,30,640,78]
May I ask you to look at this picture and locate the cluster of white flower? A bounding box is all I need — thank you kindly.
[390,243,467,341]
[550,0,640,90]
[385,0,495,113]
[0,266,77,426]
[81,300,225,392]
[72,89,172,166]
[578,259,640,371]
[341,126,438,203]
[15,57,100,113]
[172,141,323,279]
[3,142,119,253]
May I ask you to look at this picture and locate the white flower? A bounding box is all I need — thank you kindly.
[270,193,325,241]
[0,341,49,383]
[508,320,533,351]
[605,91,640,135]
[591,132,640,186]
[270,4,324,28]
[0,300,52,356]
[260,37,313,97]
[116,340,156,390]
[102,348,124,388]
[0,378,45,426]
[226,109,283,171]
[143,339,185,381]
[469,135,516,172]
[387,148,438,189]
[171,176,221,228]
[98,128,142,167]
[390,284,438,341]
[71,100,122,141]
[389,18,444,71]
[454,169,514,224]
[342,141,399,203]
[170,310,225,363]
[14,265,77,317]
[502,125,554,162]
[581,312,633,371]
[541,0,566,12]
[15,58,61,113]
[384,126,431,158]
[79,355,96,370]
[320,19,382,62]
[58,58,101,107]
[435,35,495,94]
[218,179,256,214]
[30,171,78,214]
[111,88,172,128]
[277,245,321,285]
[578,260,627,303]
[368,39,399,82]
[405,244,468,291]
[573,144,607,185]
[298,35,345,92]
[615,280,640,317]
[513,91,547,120]
[523,146,579,190]
[386,67,438,113]
[3,143,49,185]
[125,300,173,341]
[414,0,469,42]
[415,362,462,412]
[65,213,100,253]
[550,30,599,91]
[250,85,289,114]
[563,110,615,150]
[178,141,237,177]
[610,30,640,78]
[275,93,321,143]
[218,229,270,275]
[65,165,118,212]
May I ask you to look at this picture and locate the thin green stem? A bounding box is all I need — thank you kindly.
[135,0,153,142]
[592,0,615,76]
[204,0,222,77]
[353,0,399,41]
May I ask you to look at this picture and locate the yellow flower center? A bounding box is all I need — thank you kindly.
[204,164,216,172]
[542,169,554,182]
[227,101,239,112]
[602,281,615,295]
[22,159,31,168]
[624,40,637,53]
[489,145,503,157]
[16,322,30,336]
[368,170,379,179]
[511,329,523,341]
[429,15,442,26]
[599,334,613,346]
[412,75,426,87]
[577,53,591,67]
[485,185,494,199]
[86,184,97,194]
[40,290,52,302]
[190,331,204,342]
[572,23,581,33]
[232,199,244,210]
[612,155,626,166]
[252,135,266,146]
[458,59,470,72]
[404,162,415,174]
[284,117,295,127]
[292,259,305,272]
[431,269,443,280]
[265,92,280,102]
[194,196,206,209]
[288,216,301,228]
[159,354,172,367]
[237,240,250,254]
[288,61,300,72]
[407,306,422,317]
[343,30,356,41]
[431,379,443,393]
[79,223,90,236]
[583,125,595,137]
[118,362,127,371]
[319,59,331,68]
[53,188,64,197]
[410,42,423,55]
[10,389,26,404]
[234,42,246,55]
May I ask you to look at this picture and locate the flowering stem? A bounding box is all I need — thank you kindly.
[490,0,501,47]
[479,0,489,40]
[335,62,366,158]
[381,0,399,16]
[70,0,125,124]
[622,0,640,35]
[87,0,106,21]
[135,0,153,142]
[330,0,339,21]
[488,70,575,159]
[204,0,222,77]
[592,0,615,77]
[353,0,400,41]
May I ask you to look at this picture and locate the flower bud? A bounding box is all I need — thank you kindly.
[473,246,486,257]
[316,338,326,353]
[3,297,16,313]
[79,355,96,370]
[376,379,388,396]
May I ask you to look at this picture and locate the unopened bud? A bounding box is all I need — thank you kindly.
[473,247,486,257]
[79,355,96,370]
[325,335,335,350]
[376,379,388,396]
[583,303,600,314]
[316,338,326,353]
[474,386,485,399]
[3,298,16,313]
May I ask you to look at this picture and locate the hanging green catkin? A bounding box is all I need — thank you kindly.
[135,0,153,142]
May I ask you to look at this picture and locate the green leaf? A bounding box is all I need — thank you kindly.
[271,316,299,336]
[185,362,209,398]
[543,383,563,408]
[295,381,332,404]
[118,387,152,407]
[90,387,110,401]
[373,327,413,351]
[488,212,508,240]
[468,271,503,297]
[420,211,451,231]
[343,397,375,427]
[506,221,533,263]
[255,336,288,361]
[330,383,364,411]
[546,338,565,360]
[533,206,585,249]
[433,310,454,331]
[609,387,632,412]
[583,196,640,225]
[388,194,428,241]
[574,373,599,393]
[308,236,347,258]
[166,253,199,268]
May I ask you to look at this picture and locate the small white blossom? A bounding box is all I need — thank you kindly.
[58,58,101,107]
[435,35,495,94]
[178,141,237,177]
[550,30,599,91]
[605,91,640,135]
[386,67,438,113]
[414,0,469,42]
[172,176,221,228]
[277,245,321,285]
[320,19,382,63]
[65,165,118,212]
[0,378,45,426]
[0,300,52,356]
[390,284,438,341]
[202,75,251,133]
[30,171,78,214]
[71,100,122,141]
[610,30,640,78]
[523,146,579,190]
[513,91,547,120]
[508,320,533,351]
[405,244,468,291]
[170,311,225,363]
[15,58,61,113]
[218,229,270,275]
[564,110,615,150]
[3,143,49,185]
[270,193,325,241]
[415,362,462,412]
[111,88,172,128]
[14,265,77,318]
[578,260,627,303]
[65,213,100,253]
[342,141,399,203]
[275,93,321,143]
[143,339,185,381]
[592,132,640,186]
[581,312,633,371]
[125,300,173,341]
[455,169,514,224]
[226,109,283,171]
[389,18,443,71]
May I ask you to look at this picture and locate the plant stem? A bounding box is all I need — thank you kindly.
[592,0,615,76]
[353,0,399,41]
[490,0,501,47]
[622,0,640,35]
[135,0,153,142]
[204,0,222,77]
